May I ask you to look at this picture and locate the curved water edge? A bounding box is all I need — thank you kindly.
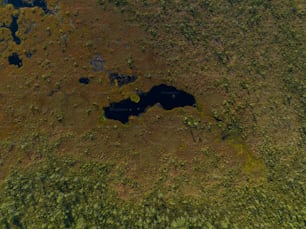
[8,52,22,67]
[0,15,21,45]
[103,84,196,123]
[2,0,51,14]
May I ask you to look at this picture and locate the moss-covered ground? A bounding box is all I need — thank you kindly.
[0,0,305,227]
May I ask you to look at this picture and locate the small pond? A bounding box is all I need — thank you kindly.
[103,84,196,123]
[3,0,50,14]
[8,52,22,67]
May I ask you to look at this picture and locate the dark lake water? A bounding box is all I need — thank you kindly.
[103,84,196,123]
[0,15,21,45]
[79,77,90,85]
[10,15,20,44]
[88,55,138,87]
[109,73,137,87]
[1,1,51,45]
[3,0,50,14]
[8,52,22,67]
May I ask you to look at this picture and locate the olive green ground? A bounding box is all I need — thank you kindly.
[0,0,305,228]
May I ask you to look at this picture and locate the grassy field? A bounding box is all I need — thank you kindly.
[0,0,305,227]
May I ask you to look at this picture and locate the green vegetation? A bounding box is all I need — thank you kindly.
[101,0,305,142]
[0,156,304,228]
[0,0,305,227]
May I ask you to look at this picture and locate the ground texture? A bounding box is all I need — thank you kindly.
[0,0,305,228]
